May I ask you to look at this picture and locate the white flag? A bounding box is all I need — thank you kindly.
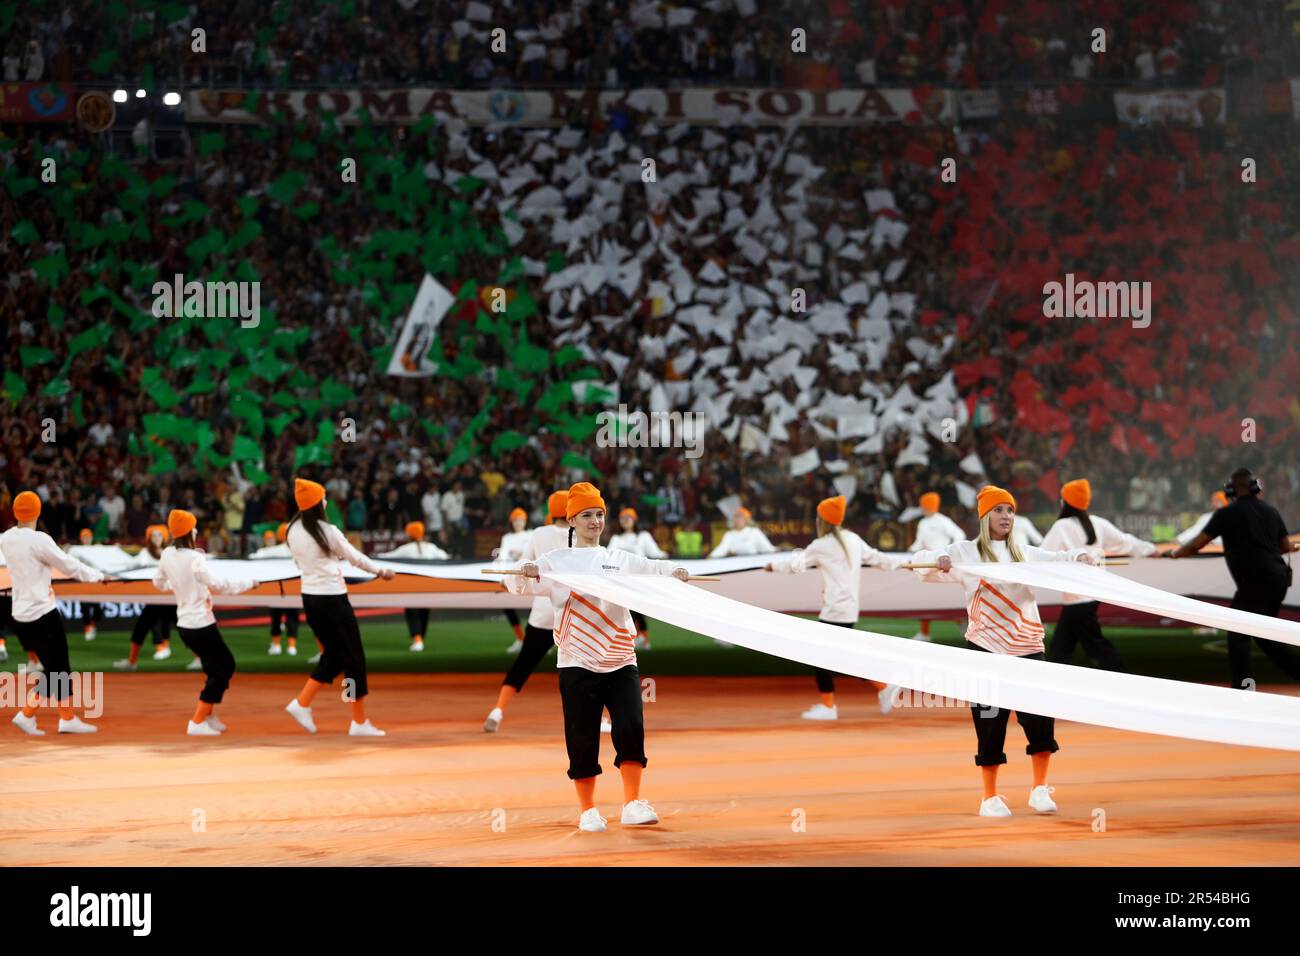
[789,448,821,477]
[387,274,454,377]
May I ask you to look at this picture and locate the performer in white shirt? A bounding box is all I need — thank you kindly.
[1040,478,1158,671]
[1012,514,1045,549]
[2,491,107,735]
[484,491,569,733]
[509,482,688,832]
[768,495,905,721]
[911,484,1095,818]
[73,526,102,641]
[377,520,450,652]
[152,510,257,736]
[907,492,966,642]
[1177,490,1229,545]
[490,509,531,653]
[112,524,181,670]
[251,524,306,657]
[282,479,396,738]
[608,507,668,650]
[707,507,775,557]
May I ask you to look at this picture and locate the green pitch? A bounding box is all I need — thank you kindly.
[0,612,1285,687]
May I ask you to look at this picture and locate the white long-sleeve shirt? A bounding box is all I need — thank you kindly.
[378,540,450,559]
[609,529,668,559]
[1012,515,1044,548]
[911,539,1090,655]
[506,546,676,672]
[286,520,384,595]
[516,523,570,629]
[494,530,532,563]
[708,525,776,558]
[0,527,106,622]
[152,547,255,629]
[1041,514,1157,605]
[910,512,967,552]
[771,530,903,624]
[249,542,291,559]
[1177,511,1219,546]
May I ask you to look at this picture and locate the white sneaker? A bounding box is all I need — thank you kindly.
[307,652,322,664]
[801,703,838,721]
[187,720,221,736]
[285,698,317,734]
[600,718,613,733]
[878,684,902,715]
[620,799,659,825]
[578,808,607,832]
[152,645,171,661]
[268,643,283,656]
[112,659,138,671]
[1028,785,1057,813]
[11,712,43,736]
[484,707,503,733]
[410,639,425,652]
[84,627,96,642]
[979,795,1013,817]
[0,645,8,662]
[348,719,386,737]
[634,635,651,651]
[911,630,932,643]
[186,657,204,671]
[58,716,98,734]
[205,715,227,732]
[286,644,298,656]
[505,639,522,654]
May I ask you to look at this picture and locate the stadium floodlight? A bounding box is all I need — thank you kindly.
[135,88,146,98]
[162,92,181,106]
[112,89,128,102]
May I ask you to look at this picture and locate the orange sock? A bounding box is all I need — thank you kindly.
[819,692,835,708]
[191,701,213,724]
[27,652,39,665]
[0,638,6,649]
[574,777,597,812]
[981,766,999,799]
[1031,752,1051,787]
[349,699,366,723]
[619,761,644,803]
[157,639,169,651]
[270,636,281,646]
[920,620,931,637]
[127,643,141,665]
[58,703,74,720]
[315,639,324,653]
[512,623,524,641]
[287,637,297,648]
[494,685,518,712]
[296,678,326,707]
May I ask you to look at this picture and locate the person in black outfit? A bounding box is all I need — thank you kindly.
[1168,468,1300,690]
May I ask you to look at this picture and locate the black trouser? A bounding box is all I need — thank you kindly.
[302,593,369,699]
[631,610,648,633]
[12,610,74,701]
[130,603,175,646]
[270,608,300,637]
[0,594,11,637]
[814,619,857,694]
[503,624,555,691]
[966,641,1058,766]
[404,608,429,638]
[82,603,101,627]
[558,664,646,779]
[504,608,521,629]
[1047,602,1125,671]
[179,623,236,704]
[1227,576,1300,690]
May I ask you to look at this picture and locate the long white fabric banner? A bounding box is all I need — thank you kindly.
[547,571,1300,753]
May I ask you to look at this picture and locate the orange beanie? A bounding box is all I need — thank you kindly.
[919,492,940,514]
[294,478,325,511]
[509,507,527,523]
[1212,490,1229,508]
[565,482,606,520]
[405,521,425,541]
[262,529,276,544]
[977,485,1016,519]
[147,524,168,542]
[1061,478,1091,511]
[12,491,40,523]
[736,507,752,520]
[79,528,93,543]
[817,495,846,526]
[168,509,197,539]
[276,522,288,543]
[620,507,637,520]
[548,490,569,519]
